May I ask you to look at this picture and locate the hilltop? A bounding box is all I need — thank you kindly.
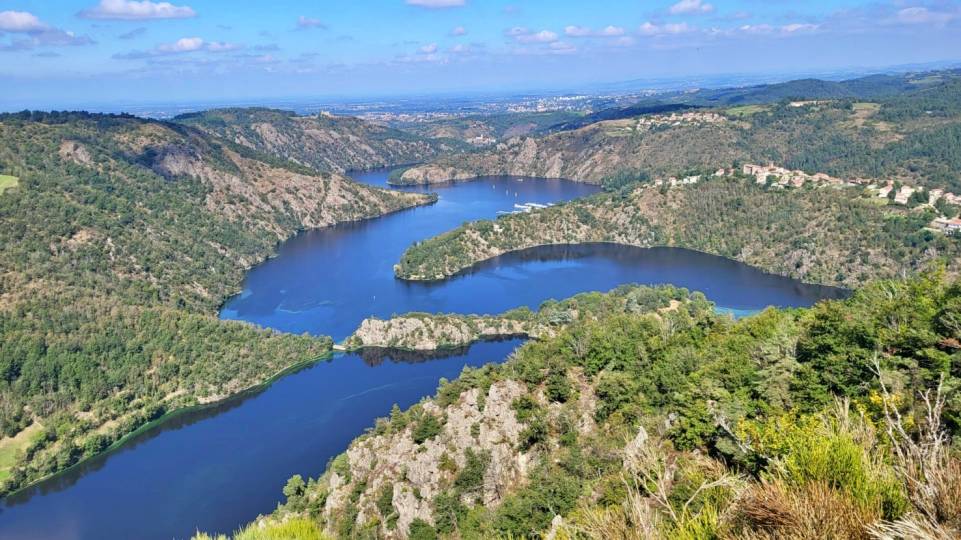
[0,111,434,494]
[395,70,961,193]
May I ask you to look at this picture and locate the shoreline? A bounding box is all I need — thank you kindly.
[2,349,337,502]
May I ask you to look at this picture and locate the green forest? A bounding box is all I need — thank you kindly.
[397,71,961,193]
[396,175,961,288]
[0,111,427,495]
[229,272,961,539]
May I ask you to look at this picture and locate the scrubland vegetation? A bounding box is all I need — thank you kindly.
[222,273,960,539]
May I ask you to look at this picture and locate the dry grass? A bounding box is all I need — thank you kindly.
[729,481,875,540]
[870,359,961,538]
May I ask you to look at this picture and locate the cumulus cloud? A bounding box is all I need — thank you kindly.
[419,42,438,54]
[564,25,592,37]
[669,0,713,15]
[564,25,625,37]
[450,26,467,36]
[507,28,558,43]
[0,10,94,51]
[79,0,196,20]
[734,23,819,36]
[638,21,692,36]
[115,37,241,59]
[405,0,466,8]
[157,36,204,53]
[0,10,46,32]
[296,16,326,30]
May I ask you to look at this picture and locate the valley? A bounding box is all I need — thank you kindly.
[1,65,960,540]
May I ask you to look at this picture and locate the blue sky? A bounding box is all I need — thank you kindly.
[1,0,960,107]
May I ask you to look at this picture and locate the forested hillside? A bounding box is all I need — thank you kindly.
[206,273,961,539]
[395,176,960,288]
[176,108,461,173]
[396,71,961,192]
[0,111,434,494]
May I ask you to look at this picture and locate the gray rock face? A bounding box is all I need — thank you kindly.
[319,380,535,538]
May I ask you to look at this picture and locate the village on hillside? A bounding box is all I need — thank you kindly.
[650,163,961,235]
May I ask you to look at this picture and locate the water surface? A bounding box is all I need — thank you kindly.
[0,341,522,540]
[0,170,846,539]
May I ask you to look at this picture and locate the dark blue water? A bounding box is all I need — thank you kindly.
[0,170,846,539]
[0,340,522,540]
[220,171,844,341]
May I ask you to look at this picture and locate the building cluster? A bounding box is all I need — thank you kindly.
[739,163,961,235]
[741,163,852,189]
[636,111,726,129]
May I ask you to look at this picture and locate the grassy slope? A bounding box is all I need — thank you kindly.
[0,175,17,194]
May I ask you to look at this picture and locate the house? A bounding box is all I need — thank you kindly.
[894,186,915,205]
[933,217,961,235]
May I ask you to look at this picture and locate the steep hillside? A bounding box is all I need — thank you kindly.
[0,111,434,494]
[392,111,583,143]
[397,76,961,192]
[395,176,961,288]
[210,274,961,539]
[176,108,460,173]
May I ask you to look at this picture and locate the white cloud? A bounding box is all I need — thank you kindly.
[419,42,438,53]
[0,11,47,32]
[405,0,465,8]
[600,25,626,36]
[157,36,204,53]
[0,10,94,51]
[638,21,692,36]
[548,41,576,54]
[514,29,558,43]
[449,43,471,53]
[297,16,326,30]
[565,25,625,38]
[206,41,241,52]
[564,25,592,37]
[115,36,240,59]
[669,0,713,15]
[896,7,956,25]
[79,0,196,20]
[781,23,819,34]
[450,26,467,36]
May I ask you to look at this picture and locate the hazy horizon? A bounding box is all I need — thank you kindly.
[3,1,961,110]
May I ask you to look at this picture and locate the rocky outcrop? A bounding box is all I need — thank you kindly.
[345,314,546,350]
[176,108,459,173]
[393,164,479,185]
[318,374,598,539]
[393,118,745,186]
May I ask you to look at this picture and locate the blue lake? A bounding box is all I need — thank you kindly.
[0,170,846,539]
